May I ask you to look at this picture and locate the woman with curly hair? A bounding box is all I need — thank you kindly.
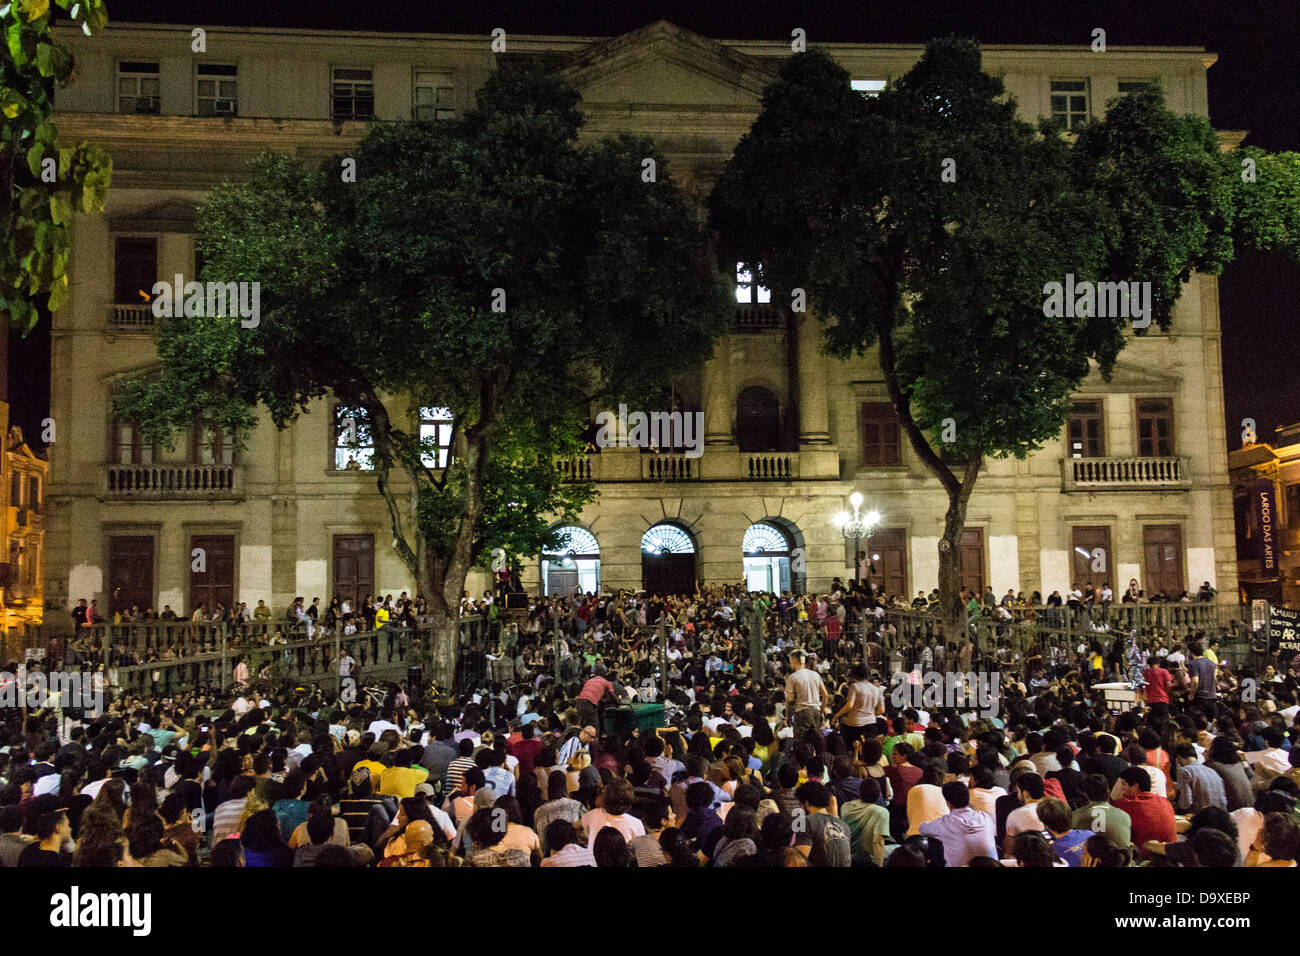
[461,807,530,867]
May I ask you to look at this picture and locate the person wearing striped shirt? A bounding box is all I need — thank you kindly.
[556,725,597,767]
[444,738,476,794]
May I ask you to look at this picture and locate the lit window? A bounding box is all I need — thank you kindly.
[545,526,600,558]
[334,404,374,470]
[414,70,455,120]
[735,262,770,304]
[743,523,790,556]
[118,61,161,114]
[1050,79,1090,130]
[851,79,887,97]
[419,406,454,468]
[642,524,695,555]
[332,68,374,121]
[196,63,238,116]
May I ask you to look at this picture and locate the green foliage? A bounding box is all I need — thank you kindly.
[711,39,1300,467]
[116,61,729,587]
[1,0,111,332]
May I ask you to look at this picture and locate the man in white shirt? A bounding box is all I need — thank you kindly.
[1004,772,1046,856]
[968,765,1007,817]
[784,649,828,739]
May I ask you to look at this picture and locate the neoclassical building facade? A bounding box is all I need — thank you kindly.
[42,18,1238,625]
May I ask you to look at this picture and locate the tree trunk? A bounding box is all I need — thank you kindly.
[938,491,969,630]
[937,455,982,637]
[873,312,983,644]
[426,594,457,690]
[429,375,503,690]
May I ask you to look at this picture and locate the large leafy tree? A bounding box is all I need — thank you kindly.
[2,0,111,331]
[117,62,730,679]
[711,39,1300,624]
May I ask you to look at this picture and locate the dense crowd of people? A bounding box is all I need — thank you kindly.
[3,576,1296,869]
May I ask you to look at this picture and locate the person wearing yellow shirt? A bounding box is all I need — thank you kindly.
[380,754,429,800]
[375,605,390,629]
[353,743,390,790]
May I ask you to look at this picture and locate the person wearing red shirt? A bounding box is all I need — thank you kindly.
[1142,657,1173,720]
[577,669,616,728]
[1112,767,1176,859]
[884,742,925,840]
[823,614,842,661]
[507,723,544,778]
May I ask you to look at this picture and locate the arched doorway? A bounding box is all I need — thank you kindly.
[641,523,696,595]
[742,522,792,594]
[736,386,781,452]
[541,525,600,596]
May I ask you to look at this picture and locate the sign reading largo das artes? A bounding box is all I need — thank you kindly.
[1256,478,1279,576]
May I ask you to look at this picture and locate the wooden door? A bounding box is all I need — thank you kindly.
[865,528,907,599]
[333,535,374,608]
[1143,525,1184,599]
[190,534,235,615]
[1071,526,1112,589]
[959,528,984,597]
[642,553,696,596]
[108,535,154,615]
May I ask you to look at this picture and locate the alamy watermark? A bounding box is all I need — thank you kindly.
[1042,273,1151,329]
[594,404,704,458]
[890,669,1001,718]
[50,887,151,936]
[0,668,104,717]
[149,274,260,328]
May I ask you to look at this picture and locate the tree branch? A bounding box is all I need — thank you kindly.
[872,256,961,498]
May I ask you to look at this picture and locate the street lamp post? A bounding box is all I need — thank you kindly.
[834,492,882,589]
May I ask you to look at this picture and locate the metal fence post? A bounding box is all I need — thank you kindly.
[553,615,561,685]
[660,614,669,696]
[334,628,342,697]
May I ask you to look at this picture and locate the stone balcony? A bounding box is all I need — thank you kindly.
[104,463,245,500]
[106,303,157,332]
[557,448,828,483]
[732,303,786,333]
[1061,456,1191,492]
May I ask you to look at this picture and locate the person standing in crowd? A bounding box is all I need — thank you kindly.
[785,649,828,739]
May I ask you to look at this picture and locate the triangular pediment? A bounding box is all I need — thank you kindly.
[562,21,778,108]
[108,199,199,234]
[6,427,45,463]
[1078,357,1181,393]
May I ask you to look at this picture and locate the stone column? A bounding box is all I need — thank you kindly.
[797,311,832,446]
[702,341,735,447]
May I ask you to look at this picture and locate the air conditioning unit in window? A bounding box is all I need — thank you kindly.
[214,99,236,115]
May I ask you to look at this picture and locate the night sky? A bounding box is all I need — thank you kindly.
[10,0,1300,449]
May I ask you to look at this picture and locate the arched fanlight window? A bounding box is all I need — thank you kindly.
[642,523,695,555]
[544,525,599,559]
[743,522,790,557]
